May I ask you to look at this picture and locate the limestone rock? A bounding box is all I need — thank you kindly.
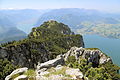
[36,66,83,80]
[99,53,112,64]
[64,47,112,66]
[14,75,27,80]
[37,55,64,70]
[65,68,83,79]
[5,67,28,80]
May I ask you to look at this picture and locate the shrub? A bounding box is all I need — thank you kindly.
[0,59,18,80]
[85,67,112,80]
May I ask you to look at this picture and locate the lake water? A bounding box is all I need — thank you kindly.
[83,34,120,66]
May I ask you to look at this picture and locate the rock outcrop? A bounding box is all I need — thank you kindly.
[35,50,85,80]
[5,67,28,80]
[65,68,83,79]
[37,55,64,70]
[36,66,84,80]
[5,47,118,80]
[14,75,27,80]
[64,47,112,67]
[0,43,50,68]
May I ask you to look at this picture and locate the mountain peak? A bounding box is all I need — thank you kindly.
[40,20,73,35]
[29,20,74,39]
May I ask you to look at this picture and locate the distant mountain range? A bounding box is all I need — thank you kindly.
[1,8,120,43]
[0,16,26,43]
[0,9,50,43]
[0,9,50,33]
[36,8,120,38]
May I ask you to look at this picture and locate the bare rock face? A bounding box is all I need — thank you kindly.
[65,68,83,79]
[64,47,112,67]
[14,75,27,80]
[37,55,65,70]
[0,43,50,68]
[5,67,28,80]
[36,66,84,80]
[35,53,84,80]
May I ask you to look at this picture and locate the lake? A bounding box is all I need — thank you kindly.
[83,34,120,66]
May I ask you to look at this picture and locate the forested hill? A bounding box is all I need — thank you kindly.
[0,20,84,68]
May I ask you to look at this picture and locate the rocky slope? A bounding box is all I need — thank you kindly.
[5,47,120,80]
[35,47,113,80]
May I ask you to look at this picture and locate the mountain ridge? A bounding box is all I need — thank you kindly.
[0,16,27,43]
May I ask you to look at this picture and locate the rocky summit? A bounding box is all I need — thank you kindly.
[0,20,120,80]
[35,47,113,80]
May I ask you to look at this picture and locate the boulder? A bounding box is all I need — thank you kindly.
[37,55,64,70]
[99,54,112,64]
[5,67,28,80]
[14,75,27,80]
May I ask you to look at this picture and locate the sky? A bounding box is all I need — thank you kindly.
[0,0,120,13]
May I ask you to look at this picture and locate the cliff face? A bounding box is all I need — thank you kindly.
[0,20,84,68]
[64,47,112,67]
[0,43,49,68]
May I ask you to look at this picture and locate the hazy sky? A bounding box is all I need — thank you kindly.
[0,0,120,12]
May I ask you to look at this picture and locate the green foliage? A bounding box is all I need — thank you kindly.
[30,49,38,54]
[38,20,71,35]
[78,58,92,74]
[11,73,20,80]
[99,62,120,80]
[65,56,120,80]
[0,59,18,80]
[85,67,112,80]
[66,56,76,65]
[85,48,99,50]
[24,69,36,77]
[66,57,92,74]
